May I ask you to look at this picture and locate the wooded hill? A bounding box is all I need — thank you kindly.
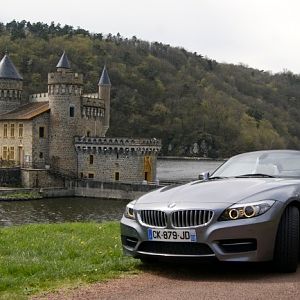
[1,20,300,158]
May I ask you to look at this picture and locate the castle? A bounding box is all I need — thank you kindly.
[0,52,161,187]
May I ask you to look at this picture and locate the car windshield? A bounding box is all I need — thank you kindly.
[211,151,300,178]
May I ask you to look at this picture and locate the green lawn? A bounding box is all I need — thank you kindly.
[0,222,140,299]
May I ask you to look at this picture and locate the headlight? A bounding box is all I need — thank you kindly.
[219,200,275,221]
[124,200,137,220]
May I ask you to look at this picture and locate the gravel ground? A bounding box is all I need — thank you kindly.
[32,262,300,300]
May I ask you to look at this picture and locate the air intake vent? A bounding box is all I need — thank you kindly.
[140,210,167,227]
[171,210,213,227]
[138,241,214,256]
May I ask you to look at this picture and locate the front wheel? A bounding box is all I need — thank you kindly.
[273,206,299,272]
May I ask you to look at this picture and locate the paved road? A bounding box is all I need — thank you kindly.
[34,262,300,300]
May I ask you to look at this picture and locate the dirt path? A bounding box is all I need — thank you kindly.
[33,262,300,300]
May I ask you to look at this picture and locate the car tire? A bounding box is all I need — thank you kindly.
[273,206,299,272]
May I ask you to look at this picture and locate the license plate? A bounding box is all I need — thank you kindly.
[147,228,196,242]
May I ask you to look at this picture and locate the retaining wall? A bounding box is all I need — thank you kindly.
[0,168,21,186]
[75,180,161,200]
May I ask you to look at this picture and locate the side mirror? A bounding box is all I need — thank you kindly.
[198,171,210,181]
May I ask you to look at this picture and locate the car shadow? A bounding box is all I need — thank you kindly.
[137,260,300,283]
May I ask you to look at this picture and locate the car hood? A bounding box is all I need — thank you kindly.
[134,178,300,210]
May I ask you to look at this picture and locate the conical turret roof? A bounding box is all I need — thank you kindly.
[98,65,111,85]
[0,53,23,80]
[56,51,71,69]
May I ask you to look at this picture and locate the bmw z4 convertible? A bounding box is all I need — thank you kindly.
[121,150,300,272]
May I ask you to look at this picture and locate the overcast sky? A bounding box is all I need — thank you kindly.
[2,0,300,74]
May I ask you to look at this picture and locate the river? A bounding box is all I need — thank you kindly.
[0,159,223,226]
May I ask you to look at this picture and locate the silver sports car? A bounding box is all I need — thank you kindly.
[120,150,300,272]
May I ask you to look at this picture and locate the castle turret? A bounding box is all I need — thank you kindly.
[0,52,23,114]
[48,52,83,176]
[98,66,111,136]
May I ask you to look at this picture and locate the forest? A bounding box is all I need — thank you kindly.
[1,20,300,158]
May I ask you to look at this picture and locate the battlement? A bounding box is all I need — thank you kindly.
[81,97,105,108]
[48,72,83,85]
[75,136,161,154]
[0,79,22,90]
[82,93,98,98]
[29,93,49,102]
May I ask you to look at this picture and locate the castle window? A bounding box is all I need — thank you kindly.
[87,131,91,137]
[10,124,15,137]
[18,124,23,137]
[89,155,94,164]
[3,124,7,138]
[69,106,75,117]
[115,172,120,181]
[80,172,84,178]
[39,152,44,159]
[39,127,45,138]
[88,173,94,179]
[2,146,8,160]
[9,146,15,160]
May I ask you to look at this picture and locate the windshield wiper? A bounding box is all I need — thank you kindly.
[234,173,275,178]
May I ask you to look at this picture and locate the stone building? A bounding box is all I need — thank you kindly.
[0,52,161,187]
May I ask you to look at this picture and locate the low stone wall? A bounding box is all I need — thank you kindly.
[0,187,73,200]
[21,169,64,188]
[75,180,161,200]
[41,187,75,198]
[1,175,162,200]
[0,167,21,186]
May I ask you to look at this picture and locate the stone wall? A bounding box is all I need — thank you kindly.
[0,167,20,186]
[75,137,161,183]
[75,180,160,200]
[21,169,64,188]
[48,93,81,175]
[98,85,110,135]
[32,112,50,167]
[29,93,49,102]
[0,79,22,114]
[78,151,150,182]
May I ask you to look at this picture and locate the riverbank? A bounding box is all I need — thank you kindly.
[0,222,139,299]
[0,189,42,201]
[0,180,161,201]
[0,188,72,201]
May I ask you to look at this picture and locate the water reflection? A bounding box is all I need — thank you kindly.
[157,159,222,181]
[0,197,129,227]
[0,159,223,227]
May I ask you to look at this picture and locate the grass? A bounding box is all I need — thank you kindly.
[0,191,42,200]
[0,222,140,299]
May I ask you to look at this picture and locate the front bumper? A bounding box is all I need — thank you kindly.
[120,201,284,262]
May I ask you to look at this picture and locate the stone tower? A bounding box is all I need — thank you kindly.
[48,52,83,176]
[0,52,23,114]
[98,66,111,135]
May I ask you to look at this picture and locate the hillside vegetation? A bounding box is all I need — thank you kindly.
[1,20,300,157]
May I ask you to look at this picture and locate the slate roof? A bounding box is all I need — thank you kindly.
[98,66,111,85]
[56,51,71,69]
[0,102,50,120]
[0,53,23,80]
